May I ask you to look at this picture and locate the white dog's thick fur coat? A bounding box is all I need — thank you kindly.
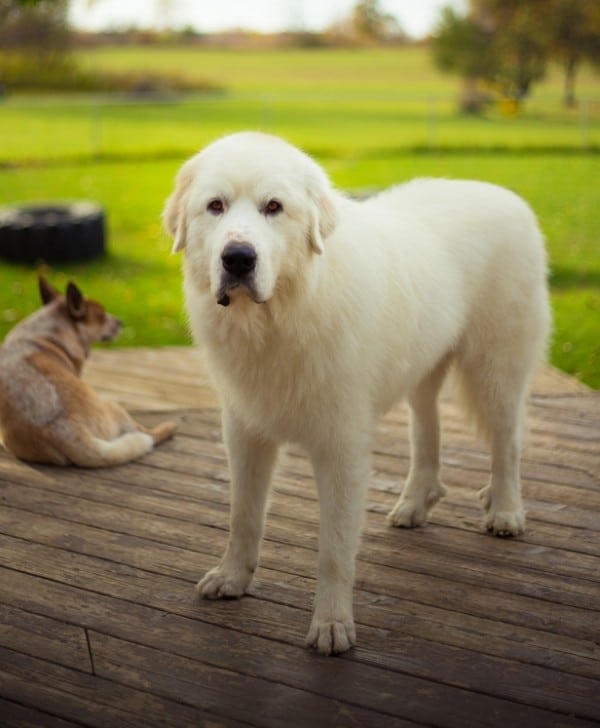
[165,132,550,655]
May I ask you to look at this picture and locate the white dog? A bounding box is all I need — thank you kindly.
[164,132,550,655]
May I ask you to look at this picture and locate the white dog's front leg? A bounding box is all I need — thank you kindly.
[306,437,370,656]
[197,409,278,599]
[388,360,448,528]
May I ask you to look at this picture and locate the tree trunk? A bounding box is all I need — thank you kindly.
[460,76,486,114]
[564,56,577,108]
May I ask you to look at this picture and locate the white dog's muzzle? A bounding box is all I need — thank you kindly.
[217,242,262,306]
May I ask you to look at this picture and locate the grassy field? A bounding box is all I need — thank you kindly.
[0,45,598,386]
[3,47,598,165]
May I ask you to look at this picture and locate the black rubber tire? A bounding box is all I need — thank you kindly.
[0,202,106,264]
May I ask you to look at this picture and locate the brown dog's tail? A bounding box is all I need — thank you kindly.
[50,426,155,468]
[5,416,176,468]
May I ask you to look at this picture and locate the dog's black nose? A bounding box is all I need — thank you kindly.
[221,244,257,277]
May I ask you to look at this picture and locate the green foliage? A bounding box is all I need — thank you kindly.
[0,50,219,93]
[0,0,71,61]
[433,7,495,81]
[0,0,72,91]
[0,0,218,93]
[433,6,497,112]
[476,0,549,100]
[351,0,404,41]
[545,0,600,106]
[434,0,600,108]
[0,51,76,91]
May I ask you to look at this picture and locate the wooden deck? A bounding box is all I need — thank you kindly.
[0,346,598,727]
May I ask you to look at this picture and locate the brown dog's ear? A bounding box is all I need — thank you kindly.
[66,282,86,320]
[163,156,197,253]
[39,275,61,305]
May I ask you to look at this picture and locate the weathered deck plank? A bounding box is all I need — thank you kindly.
[0,347,598,727]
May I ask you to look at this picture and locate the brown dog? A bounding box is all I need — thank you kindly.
[0,276,176,466]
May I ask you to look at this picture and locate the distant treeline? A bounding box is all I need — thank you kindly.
[70,28,415,50]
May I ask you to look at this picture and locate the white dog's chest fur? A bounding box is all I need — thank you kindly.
[190,292,373,444]
[188,236,465,446]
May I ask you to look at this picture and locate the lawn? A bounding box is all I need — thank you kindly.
[0,45,598,386]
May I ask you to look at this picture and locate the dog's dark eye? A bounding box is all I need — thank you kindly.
[207,199,224,215]
[264,199,282,216]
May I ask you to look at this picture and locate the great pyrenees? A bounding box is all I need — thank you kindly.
[164,131,550,655]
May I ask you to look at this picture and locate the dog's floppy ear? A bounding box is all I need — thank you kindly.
[39,275,61,305]
[163,156,197,253]
[65,282,87,321]
[308,189,338,255]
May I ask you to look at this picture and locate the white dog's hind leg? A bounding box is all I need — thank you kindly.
[388,359,449,529]
[470,365,529,536]
[197,409,278,599]
[306,431,371,656]
[455,351,531,537]
[479,416,526,537]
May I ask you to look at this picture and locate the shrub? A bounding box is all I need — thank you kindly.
[0,51,221,94]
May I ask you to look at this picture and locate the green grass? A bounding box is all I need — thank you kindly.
[0,160,187,347]
[2,47,598,164]
[0,46,598,387]
[1,87,597,165]
[75,46,458,95]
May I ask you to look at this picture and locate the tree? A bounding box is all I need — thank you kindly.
[545,0,600,107]
[351,0,404,42]
[433,6,497,112]
[0,0,71,53]
[474,0,548,101]
[434,0,548,109]
[433,0,600,110]
[0,0,75,90]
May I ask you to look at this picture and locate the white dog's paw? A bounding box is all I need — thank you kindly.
[484,509,525,537]
[479,486,525,537]
[387,498,429,528]
[306,616,356,656]
[387,479,446,528]
[196,565,251,600]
